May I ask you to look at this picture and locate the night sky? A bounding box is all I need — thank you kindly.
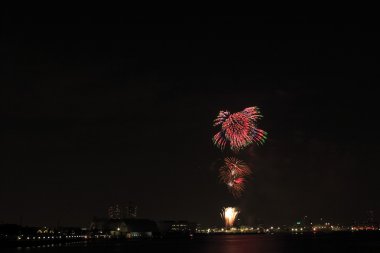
[1,15,379,227]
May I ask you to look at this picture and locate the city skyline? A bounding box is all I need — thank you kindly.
[1,15,380,227]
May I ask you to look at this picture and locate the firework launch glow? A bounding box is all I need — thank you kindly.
[213,107,267,151]
[219,157,251,198]
[221,207,239,229]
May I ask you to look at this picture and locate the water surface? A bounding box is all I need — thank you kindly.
[4,233,380,253]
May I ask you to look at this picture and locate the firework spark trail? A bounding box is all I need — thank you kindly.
[228,179,245,198]
[242,106,263,121]
[213,111,231,127]
[219,173,246,198]
[221,207,239,229]
[234,177,245,184]
[224,157,251,176]
[213,106,267,151]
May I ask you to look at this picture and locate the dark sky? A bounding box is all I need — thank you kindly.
[1,15,379,227]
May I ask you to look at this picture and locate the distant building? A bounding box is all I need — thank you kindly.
[124,202,137,218]
[108,203,137,219]
[90,218,158,238]
[157,220,197,237]
[351,211,379,231]
[302,216,312,226]
[367,210,375,223]
[108,205,122,220]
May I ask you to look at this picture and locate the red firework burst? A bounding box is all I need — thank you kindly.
[219,157,251,198]
[229,180,245,198]
[213,107,267,151]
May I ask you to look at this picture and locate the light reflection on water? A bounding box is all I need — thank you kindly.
[202,235,282,253]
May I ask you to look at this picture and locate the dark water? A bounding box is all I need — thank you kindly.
[4,233,380,253]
